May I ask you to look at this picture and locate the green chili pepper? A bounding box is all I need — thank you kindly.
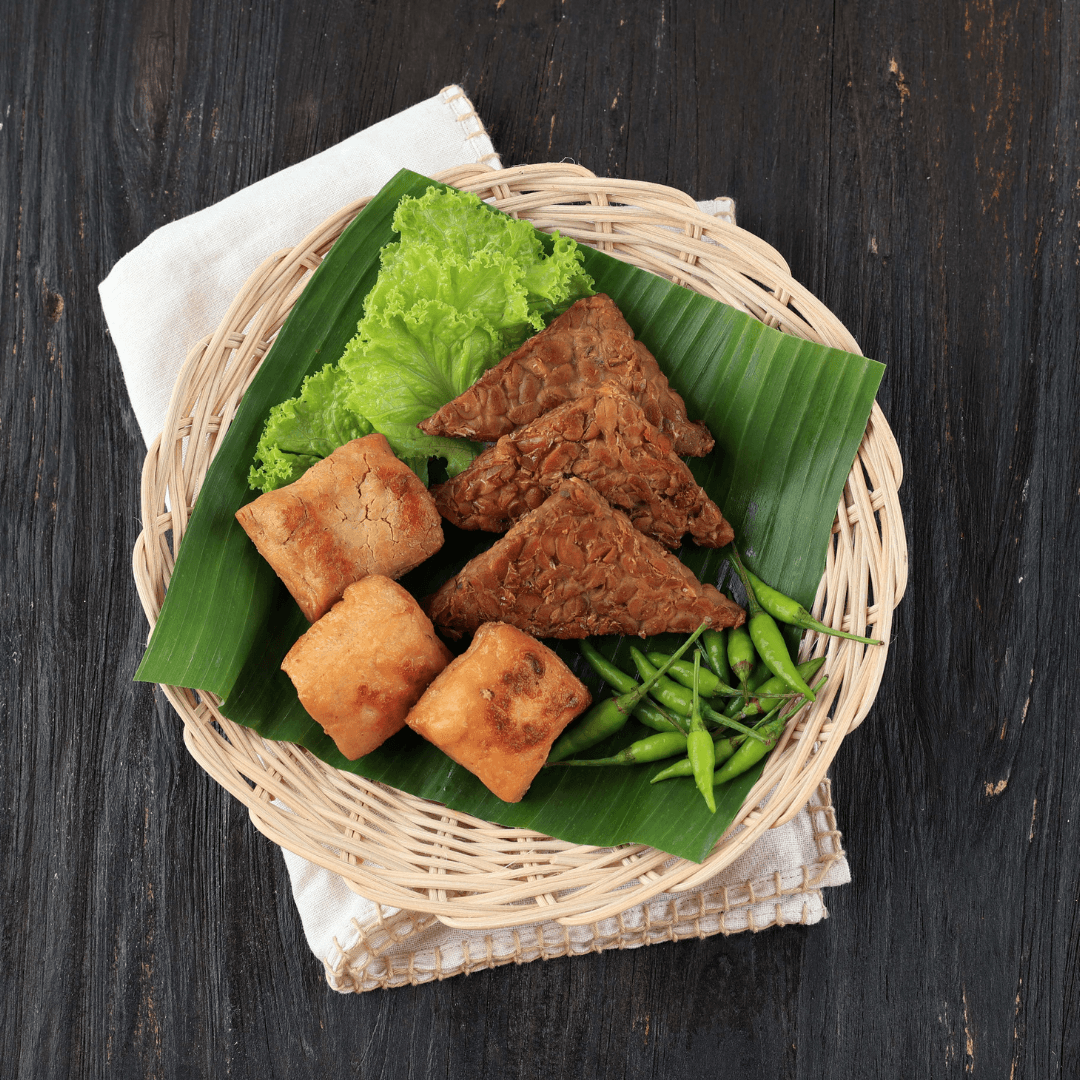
[649,759,693,782]
[548,731,687,767]
[548,623,710,762]
[633,700,686,734]
[579,640,686,733]
[686,654,716,812]
[644,653,738,697]
[702,629,734,685]
[732,657,827,719]
[714,674,829,785]
[728,548,815,703]
[700,703,769,743]
[579,640,637,695]
[694,644,720,690]
[546,698,633,765]
[650,732,739,784]
[713,716,785,785]
[726,623,756,697]
[711,735,739,769]
[722,664,775,718]
[743,567,883,646]
[629,648,694,716]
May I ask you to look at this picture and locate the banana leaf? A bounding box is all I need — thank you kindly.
[136,169,883,862]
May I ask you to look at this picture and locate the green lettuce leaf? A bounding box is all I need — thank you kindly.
[249,184,593,488]
[248,363,373,491]
[340,299,498,481]
[391,186,543,263]
[363,245,534,338]
[522,233,596,321]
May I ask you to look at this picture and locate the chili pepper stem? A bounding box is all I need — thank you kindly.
[701,704,769,743]
[548,623,713,762]
[734,657,827,719]
[636,701,687,736]
[619,621,712,710]
[713,673,830,786]
[644,651,738,697]
[731,693,801,722]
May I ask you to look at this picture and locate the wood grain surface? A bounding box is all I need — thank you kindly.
[2,0,1078,1076]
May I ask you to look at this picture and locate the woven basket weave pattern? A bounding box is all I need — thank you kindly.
[133,164,907,929]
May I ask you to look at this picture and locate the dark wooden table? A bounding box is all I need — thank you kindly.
[4,1,1078,1075]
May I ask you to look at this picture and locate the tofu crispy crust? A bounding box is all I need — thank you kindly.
[235,433,443,622]
[405,622,590,802]
[418,294,714,457]
[282,575,453,761]
[427,478,745,639]
[430,384,733,549]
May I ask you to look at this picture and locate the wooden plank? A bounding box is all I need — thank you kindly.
[1,0,1077,1075]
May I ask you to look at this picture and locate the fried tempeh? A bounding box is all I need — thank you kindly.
[418,294,714,457]
[430,385,733,549]
[405,622,591,803]
[235,433,444,623]
[427,478,745,640]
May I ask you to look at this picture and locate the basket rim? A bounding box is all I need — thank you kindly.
[132,163,907,928]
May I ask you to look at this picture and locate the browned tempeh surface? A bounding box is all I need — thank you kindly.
[418,294,714,457]
[427,478,745,639]
[431,385,733,548]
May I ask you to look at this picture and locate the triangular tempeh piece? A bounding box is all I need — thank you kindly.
[431,385,734,549]
[418,294,714,457]
[426,478,745,639]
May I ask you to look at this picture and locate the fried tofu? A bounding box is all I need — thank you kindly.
[427,478,745,639]
[235,433,443,622]
[418,294,714,457]
[281,575,453,760]
[405,622,590,802]
[430,385,733,549]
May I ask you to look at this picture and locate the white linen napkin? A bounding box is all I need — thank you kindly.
[102,86,501,448]
[102,86,850,991]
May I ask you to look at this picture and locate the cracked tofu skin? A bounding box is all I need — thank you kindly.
[418,294,714,457]
[235,433,444,622]
[281,575,453,760]
[427,478,746,639]
[405,622,590,802]
[431,384,734,549]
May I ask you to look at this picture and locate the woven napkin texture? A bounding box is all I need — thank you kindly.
[288,782,849,993]
[101,86,851,992]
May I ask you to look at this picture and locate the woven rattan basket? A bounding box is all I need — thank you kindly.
[133,163,907,929]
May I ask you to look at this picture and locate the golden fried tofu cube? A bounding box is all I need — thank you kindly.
[282,575,453,760]
[405,622,591,803]
[236,433,443,622]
